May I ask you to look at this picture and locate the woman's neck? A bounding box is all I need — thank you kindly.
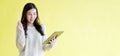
[27,23,33,26]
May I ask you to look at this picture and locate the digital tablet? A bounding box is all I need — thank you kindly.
[43,31,64,44]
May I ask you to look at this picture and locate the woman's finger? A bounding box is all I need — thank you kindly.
[55,35,58,39]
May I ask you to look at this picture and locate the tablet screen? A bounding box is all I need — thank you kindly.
[43,31,64,44]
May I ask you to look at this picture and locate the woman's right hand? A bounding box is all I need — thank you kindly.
[17,21,24,31]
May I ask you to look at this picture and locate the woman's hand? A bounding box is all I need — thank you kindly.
[17,21,24,31]
[49,35,58,44]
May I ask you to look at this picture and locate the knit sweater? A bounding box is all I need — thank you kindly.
[16,24,56,56]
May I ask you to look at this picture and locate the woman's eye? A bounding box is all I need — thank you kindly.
[28,13,32,15]
[34,13,36,15]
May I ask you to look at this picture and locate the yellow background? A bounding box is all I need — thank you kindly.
[0,0,120,56]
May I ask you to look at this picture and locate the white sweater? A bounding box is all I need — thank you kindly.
[16,24,56,56]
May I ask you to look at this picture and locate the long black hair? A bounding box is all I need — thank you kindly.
[21,3,44,37]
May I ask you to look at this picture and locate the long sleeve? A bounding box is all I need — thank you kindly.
[16,27,26,52]
[41,24,57,51]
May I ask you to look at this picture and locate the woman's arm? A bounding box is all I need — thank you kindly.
[16,21,26,52]
[41,24,57,51]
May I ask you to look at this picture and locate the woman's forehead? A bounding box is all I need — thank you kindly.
[27,8,36,13]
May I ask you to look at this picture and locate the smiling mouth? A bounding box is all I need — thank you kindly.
[30,19,34,21]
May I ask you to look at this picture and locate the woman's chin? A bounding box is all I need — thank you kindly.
[28,21,34,24]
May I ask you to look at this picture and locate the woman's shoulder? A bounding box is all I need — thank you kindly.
[40,23,46,34]
[40,23,46,29]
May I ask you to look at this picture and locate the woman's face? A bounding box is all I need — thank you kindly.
[26,8,37,24]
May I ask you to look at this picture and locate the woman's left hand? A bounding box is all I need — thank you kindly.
[49,35,58,44]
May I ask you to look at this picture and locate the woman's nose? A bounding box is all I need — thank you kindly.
[31,14,34,18]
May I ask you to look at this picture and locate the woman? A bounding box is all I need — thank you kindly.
[16,3,57,56]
